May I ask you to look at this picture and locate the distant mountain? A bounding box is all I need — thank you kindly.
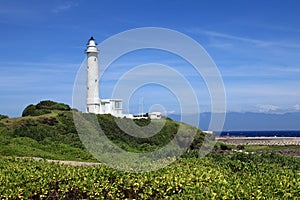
[169,112,300,131]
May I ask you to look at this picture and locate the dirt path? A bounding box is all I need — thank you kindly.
[14,156,101,166]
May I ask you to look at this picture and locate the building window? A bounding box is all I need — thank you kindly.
[94,58,97,62]
[115,101,121,109]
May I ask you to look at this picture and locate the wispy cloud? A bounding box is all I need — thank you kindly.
[0,61,78,93]
[0,61,79,73]
[0,5,31,15]
[293,104,300,111]
[253,23,300,34]
[254,104,300,114]
[187,28,300,49]
[272,66,300,73]
[220,64,300,78]
[204,30,270,46]
[0,3,39,24]
[256,104,280,113]
[52,2,78,13]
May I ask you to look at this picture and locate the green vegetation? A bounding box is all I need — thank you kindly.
[0,101,205,161]
[0,153,299,199]
[212,142,299,157]
[1,109,94,161]
[1,100,299,199]
[94,114,204,153]
[243,144,299,151]
[22,100,70,117]
[0,114,8,120]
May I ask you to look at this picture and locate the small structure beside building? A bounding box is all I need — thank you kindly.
[148,112,162,119]
[85,37,161,119]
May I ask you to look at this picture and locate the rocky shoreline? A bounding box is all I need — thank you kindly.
[216,136,300,146]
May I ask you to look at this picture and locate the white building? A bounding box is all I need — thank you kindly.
[148,112,162,119]
[99,99,123,117]
[85,37,161,119]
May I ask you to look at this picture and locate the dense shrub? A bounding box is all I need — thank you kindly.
[22,104,51,117]
[220,143,232,150]
[22,101,70,117]
[0,114,8,120]
[1,153,299,199]
[36,100,70,111]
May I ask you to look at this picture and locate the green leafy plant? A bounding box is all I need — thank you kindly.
[0,153,299,199]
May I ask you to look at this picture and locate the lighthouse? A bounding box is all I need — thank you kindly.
[84,37,161,119]
[85,37,101,113]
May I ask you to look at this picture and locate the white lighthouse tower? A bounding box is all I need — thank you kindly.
[85,37,101,114]
[84,37,160,119]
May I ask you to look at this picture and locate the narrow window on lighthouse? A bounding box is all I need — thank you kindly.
[94,58,97,62]
[95,79,97,83]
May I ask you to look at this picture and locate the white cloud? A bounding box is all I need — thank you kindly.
[246,104,300,114]
[52,2,78,13]
[294,104,300,111]
[203,30,270,47]
[257,104,280,113]
[187,28,300,49]
[219,64,300,79]
[272,66,300,73]
[167,110,176,114]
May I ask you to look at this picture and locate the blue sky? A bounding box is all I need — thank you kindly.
[1,0,300,117]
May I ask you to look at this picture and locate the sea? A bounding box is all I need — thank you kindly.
[219,130,300,137]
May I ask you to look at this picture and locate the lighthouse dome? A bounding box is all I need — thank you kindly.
[85,37,99,53]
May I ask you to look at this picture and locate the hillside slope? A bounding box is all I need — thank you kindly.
[0,101,206,161]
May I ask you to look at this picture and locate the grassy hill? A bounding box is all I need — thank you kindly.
[1,101,299,199]
[0,100,206,161]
